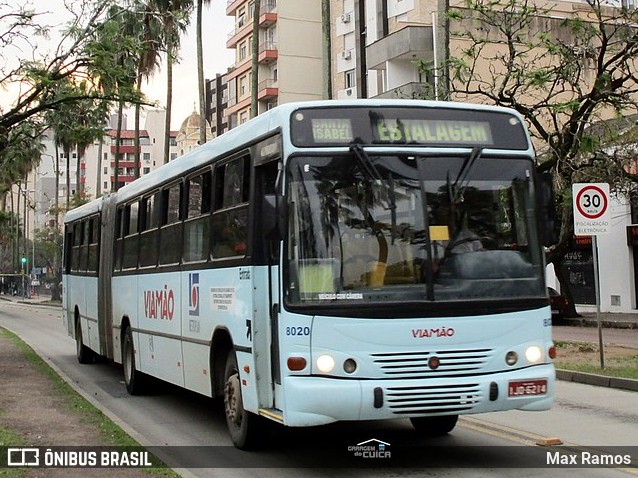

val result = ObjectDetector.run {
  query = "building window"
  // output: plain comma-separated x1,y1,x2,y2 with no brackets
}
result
239,76,248,97
239,41,248,61
345,69,356,89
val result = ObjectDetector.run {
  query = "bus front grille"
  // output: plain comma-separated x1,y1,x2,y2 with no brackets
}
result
371,348,494,378
385,383,482,415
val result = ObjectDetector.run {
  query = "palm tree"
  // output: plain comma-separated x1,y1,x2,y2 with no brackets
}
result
89,5,142,191
196,0,212,145
133,1,163,179
151,0,193,164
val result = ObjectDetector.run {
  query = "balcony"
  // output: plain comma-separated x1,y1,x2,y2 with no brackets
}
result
366,26,434,70
226,21,252,49
110,145,137,155
258,79,278,100
226,0,244,15
259,1,277,27
258,41,278,63
371,82,434,100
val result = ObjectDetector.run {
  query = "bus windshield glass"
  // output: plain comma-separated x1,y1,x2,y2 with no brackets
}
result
285,153,545,311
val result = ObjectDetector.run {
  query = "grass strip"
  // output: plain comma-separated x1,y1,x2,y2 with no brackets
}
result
0,327,180,477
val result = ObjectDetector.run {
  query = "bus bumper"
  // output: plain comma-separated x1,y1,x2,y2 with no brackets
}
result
280,364,555,427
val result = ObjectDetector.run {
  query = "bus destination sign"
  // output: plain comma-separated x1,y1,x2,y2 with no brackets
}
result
374,119,493,145
293,106,526,150
311,118,353,143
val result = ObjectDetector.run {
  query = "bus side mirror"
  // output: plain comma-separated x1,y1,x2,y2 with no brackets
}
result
263,194,286,241
537,172,557,247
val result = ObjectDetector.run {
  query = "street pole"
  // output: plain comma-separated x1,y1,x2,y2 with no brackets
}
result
592,235,605,369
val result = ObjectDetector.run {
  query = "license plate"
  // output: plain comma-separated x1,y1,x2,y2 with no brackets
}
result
508,379,548,397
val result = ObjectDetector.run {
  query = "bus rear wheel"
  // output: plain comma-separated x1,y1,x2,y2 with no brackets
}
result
75,319,94,364
123,326,145,395
223,350,263,449
410,415,458,436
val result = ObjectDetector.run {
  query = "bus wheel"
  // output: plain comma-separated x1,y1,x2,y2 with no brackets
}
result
410,415,458,436
75,319,94,364
123,326,144,395
223,351,263,449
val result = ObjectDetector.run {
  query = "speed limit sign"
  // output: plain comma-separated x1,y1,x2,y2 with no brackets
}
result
572,183,610,235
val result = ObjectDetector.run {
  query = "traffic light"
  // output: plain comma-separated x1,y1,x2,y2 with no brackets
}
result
20,257,27,265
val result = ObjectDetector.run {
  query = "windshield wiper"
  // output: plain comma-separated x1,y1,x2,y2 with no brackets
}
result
449,146,483,204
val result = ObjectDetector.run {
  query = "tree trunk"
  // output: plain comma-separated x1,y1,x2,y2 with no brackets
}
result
65,147,71,208
197,0,207,145
164,47,173,165
250,0,261,118
114,99,124,191
54,144,60,229
134,76,142,180
321,0,332,99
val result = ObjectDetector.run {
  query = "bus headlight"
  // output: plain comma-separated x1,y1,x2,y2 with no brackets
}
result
525,346,542,363
316,354,335,373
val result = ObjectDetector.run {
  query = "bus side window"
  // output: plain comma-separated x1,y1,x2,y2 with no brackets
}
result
71,222,82,272
212,156,249,259
87,217,99,274
159,182,183,266
80,219,90,273
139,192,160,268
114,208,124,272
184,170,211,263
122,201,140,270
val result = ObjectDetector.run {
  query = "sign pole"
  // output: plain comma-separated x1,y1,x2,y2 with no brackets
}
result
591,235,604,369
572,182,610,370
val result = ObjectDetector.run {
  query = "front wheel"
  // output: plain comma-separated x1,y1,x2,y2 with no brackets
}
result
410,415,458,436
123,326,145,395
223,350,264,449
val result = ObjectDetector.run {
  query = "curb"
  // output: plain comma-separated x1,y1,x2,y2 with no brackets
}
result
559,318,638,329
556,369,638,392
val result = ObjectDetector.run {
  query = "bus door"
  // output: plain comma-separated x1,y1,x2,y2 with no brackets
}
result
252,149,282,411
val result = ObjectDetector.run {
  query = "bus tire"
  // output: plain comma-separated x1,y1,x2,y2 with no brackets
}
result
410,415,458,436
123,326,145,395
223,350,263,449
75,319,94,364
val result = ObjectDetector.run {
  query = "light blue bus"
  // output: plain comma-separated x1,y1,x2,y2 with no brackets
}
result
63,99,556,449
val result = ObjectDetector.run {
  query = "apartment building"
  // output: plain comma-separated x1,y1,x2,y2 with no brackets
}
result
225,0,325,128
205,74,230,138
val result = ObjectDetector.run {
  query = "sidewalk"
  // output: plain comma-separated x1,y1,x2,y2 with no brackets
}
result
0,291,61,307
562,311,638,329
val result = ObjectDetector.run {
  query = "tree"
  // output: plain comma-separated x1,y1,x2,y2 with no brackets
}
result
89,4,145,192
421,0,638,315
133,0,163,179
44,80,106,207
196,0,212,144
0,1,127,163
150,0,193,164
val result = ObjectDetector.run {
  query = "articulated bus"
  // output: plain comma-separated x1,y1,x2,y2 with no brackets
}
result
63,100,556,448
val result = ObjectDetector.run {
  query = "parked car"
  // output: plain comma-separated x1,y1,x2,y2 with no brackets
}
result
548,287,569,323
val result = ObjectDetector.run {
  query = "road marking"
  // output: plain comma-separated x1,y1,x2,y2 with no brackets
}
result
459,416,551,446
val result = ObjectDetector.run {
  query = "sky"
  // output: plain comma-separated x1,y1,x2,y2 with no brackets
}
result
0,0,235,130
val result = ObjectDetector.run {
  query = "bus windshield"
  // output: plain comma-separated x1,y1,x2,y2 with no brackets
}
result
285,152,545,312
